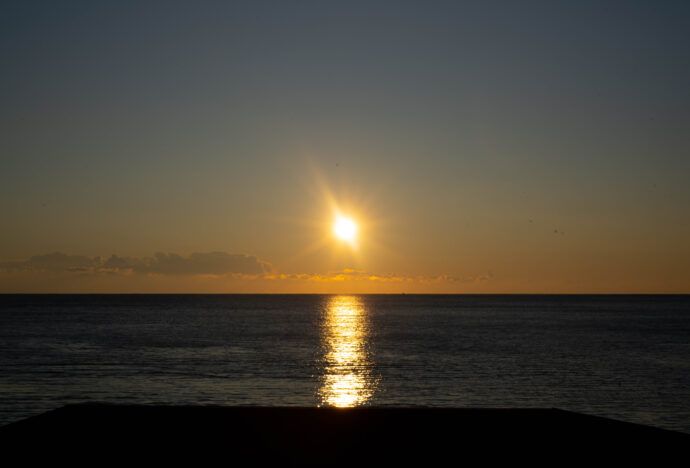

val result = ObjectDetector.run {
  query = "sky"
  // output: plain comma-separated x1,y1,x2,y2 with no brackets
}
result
1,1,689,293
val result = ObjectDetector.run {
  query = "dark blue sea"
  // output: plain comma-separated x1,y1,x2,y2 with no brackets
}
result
1,294,689,433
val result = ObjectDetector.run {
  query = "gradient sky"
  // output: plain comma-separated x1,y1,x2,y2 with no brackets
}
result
1,1,689,293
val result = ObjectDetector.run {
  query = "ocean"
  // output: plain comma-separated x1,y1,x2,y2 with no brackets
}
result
1,294,688,433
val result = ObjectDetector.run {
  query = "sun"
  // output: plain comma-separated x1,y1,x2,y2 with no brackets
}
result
334,216,357,243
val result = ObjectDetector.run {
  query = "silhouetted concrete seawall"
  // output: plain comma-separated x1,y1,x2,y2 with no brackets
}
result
2,405,688,463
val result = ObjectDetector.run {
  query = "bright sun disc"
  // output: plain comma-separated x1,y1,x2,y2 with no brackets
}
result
334,217,357,242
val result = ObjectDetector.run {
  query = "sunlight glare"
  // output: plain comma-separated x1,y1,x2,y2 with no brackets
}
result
334,217,357,242
318,296,378,407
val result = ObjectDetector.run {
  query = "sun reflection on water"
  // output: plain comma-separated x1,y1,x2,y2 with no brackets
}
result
318,295,378,407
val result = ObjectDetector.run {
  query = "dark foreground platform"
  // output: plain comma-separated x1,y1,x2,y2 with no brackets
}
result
2,405,688,464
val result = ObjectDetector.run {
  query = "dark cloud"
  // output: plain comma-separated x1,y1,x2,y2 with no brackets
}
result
102,254,133,270
1,251,271,276
1,253,490,291
133,252,270,276
1,252,95,272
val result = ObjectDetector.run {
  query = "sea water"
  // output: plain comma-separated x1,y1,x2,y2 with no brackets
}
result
1,294,688,433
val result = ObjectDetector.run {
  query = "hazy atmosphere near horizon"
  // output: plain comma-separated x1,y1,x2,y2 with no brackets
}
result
2,1,689,293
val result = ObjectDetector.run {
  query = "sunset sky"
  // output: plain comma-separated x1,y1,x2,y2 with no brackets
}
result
1,1,689,293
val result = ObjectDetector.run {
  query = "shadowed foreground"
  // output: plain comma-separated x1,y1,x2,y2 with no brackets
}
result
2,405,688,463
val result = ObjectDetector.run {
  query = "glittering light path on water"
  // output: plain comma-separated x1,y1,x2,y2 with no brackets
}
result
317,296,378,407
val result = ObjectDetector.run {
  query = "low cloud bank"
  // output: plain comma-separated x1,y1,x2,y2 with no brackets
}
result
265,269,494,284
1,251,272,276
0,252,493,292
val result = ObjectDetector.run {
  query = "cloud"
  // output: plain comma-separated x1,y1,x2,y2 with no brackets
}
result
0,252,493,293
1,251,272,276
132,252,270,276
102,254,133,270
264,269,493,285
1,252,96,272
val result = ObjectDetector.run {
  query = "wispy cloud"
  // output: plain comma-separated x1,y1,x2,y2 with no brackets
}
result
264,269,493,285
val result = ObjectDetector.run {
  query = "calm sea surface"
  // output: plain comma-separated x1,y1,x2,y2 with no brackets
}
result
1,294,689,432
